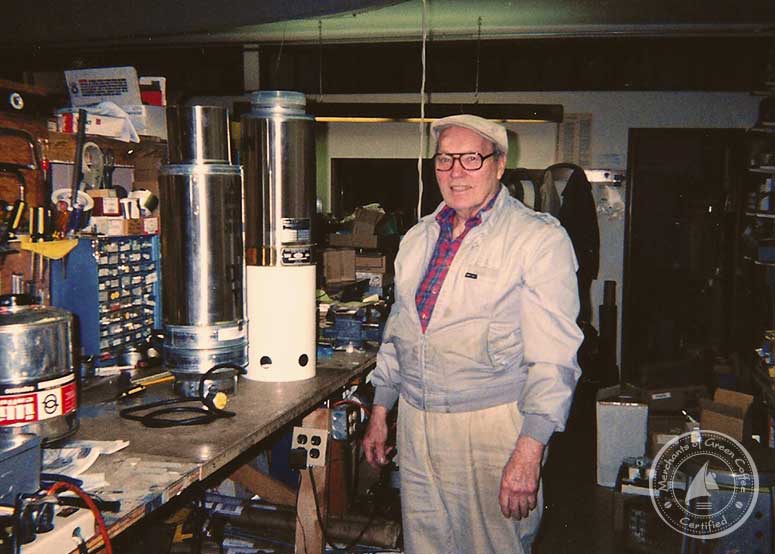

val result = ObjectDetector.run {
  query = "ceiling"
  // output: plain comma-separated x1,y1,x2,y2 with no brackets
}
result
0,0,399,47
4,0,774,98
5,0,775,47
201,0,775,45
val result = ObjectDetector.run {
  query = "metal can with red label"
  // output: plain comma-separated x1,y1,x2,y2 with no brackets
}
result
0,295,78,443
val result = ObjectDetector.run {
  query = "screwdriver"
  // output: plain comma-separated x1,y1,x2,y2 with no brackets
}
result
113,383,147,402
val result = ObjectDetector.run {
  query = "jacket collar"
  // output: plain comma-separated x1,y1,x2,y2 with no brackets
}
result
422,184,508,234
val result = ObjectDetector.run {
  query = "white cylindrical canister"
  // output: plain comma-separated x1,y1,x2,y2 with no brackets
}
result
245,264,316,382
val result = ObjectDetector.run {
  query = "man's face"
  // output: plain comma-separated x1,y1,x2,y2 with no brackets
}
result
435,126,506,220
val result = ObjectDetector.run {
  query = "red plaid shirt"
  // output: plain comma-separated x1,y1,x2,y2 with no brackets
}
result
415,195,497,333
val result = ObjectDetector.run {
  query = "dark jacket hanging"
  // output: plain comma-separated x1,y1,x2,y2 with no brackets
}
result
549,163,600,323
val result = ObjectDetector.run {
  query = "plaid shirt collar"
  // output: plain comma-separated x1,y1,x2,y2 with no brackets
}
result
435,190,499,239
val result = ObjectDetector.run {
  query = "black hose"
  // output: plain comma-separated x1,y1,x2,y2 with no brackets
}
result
119,364,243,428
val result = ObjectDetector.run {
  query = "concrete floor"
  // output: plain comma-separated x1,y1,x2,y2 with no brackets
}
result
533,378,619,554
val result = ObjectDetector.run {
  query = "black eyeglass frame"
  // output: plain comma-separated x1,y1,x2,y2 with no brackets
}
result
432,151,498,171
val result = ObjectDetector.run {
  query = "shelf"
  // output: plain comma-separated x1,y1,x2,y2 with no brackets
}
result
749,166,775,174
47,132,166,165
746,211,775,219
744,256,775,267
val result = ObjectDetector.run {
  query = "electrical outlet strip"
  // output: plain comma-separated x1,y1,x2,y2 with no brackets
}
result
22,506,96,554
292,426,329,467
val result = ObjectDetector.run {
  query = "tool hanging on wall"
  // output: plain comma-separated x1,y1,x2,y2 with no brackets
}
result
0,128,41,258
29,206,51,243
66,109,88,236
102,149,115,190
80,141,104,190
0,166,25,245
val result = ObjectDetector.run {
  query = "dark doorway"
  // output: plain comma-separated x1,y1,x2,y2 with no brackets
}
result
330,158,438,220
330,158,545,220
622,128,746,384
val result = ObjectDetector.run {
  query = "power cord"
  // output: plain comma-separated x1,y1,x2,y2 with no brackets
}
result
119,364,243,428
46,481,112,554
307,468,380,552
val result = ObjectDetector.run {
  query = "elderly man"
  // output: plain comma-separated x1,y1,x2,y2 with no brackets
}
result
362,115,583,553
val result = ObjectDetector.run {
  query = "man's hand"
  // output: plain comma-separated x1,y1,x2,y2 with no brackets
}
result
362,405,393,469
499,435,544,519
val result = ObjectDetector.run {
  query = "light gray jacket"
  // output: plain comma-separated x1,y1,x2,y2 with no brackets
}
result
371,186,583,444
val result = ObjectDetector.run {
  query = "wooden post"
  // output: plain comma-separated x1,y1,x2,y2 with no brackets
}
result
295,408,331,554
229,465,297,507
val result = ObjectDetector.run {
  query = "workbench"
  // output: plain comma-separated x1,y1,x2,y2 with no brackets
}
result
63,350,376,553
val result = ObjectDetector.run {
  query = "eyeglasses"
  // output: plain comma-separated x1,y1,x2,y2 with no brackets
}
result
433,152,497,172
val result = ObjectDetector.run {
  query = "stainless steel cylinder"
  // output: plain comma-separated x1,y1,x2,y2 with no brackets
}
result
160,165,245,327
160,106,247,393
241,90,315,267
0,300,78,443
159,164,247,382
166,105,232,164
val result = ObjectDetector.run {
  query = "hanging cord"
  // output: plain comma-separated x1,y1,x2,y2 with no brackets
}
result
46,481,112,554
474,16,482,104
273,24,287,85
318,20,324,101
416,0,428,221
119,364,242,428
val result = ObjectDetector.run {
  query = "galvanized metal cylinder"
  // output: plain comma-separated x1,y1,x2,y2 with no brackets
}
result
159,106,247,393
241,91,315,267
0,300,78,443
166,105,232,165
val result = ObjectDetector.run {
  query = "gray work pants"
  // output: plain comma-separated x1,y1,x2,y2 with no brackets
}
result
397,400,543,554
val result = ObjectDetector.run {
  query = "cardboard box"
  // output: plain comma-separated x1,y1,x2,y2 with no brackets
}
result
323,249,356,283
56,111,126,139
90,196,121,217
87,189,117,198
700,388,753,442
648,415,694,457
139,76,167,106
327,207,384,249
89,217,144,236
142,217,159,235
353,207,383,228
328,233,352,247
352,220,376,237
123,219,144,235
596,385,648,487
327,232,379,250
643,385,708,413
351,229,379,249
355,253,387,272
89,216,121,236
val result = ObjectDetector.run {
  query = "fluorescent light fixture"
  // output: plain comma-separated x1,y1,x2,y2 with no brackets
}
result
308,102,563,123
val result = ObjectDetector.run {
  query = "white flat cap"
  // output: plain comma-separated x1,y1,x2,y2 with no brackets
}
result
431,114,508,156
